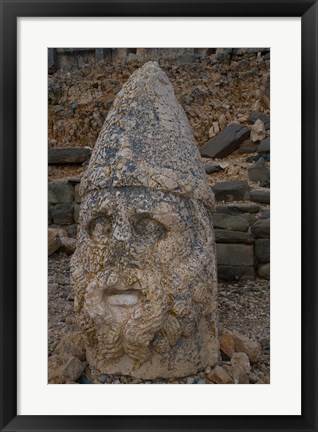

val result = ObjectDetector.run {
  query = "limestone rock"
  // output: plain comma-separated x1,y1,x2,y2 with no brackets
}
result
207,365,234,384
250,119,266,143
48,228,61,256
232,331,261,364
72,62,219,379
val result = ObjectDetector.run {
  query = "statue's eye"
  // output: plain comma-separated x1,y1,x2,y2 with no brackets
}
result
132,215,166,240
88,216,112,239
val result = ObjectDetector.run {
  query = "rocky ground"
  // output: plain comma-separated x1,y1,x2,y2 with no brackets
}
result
48,253,269,384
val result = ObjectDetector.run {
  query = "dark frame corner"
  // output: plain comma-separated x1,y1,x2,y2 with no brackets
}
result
1,1,317,431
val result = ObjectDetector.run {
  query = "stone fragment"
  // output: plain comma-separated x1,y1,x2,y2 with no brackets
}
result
238,141,257,153
72,62,218,379
67,224,78,238
213,213,249,232
59,356,85,381
214,229,254,244
48,147,92,164
216,244,254,267
258,263,270,280
250,119,266,143
232,331,261,364
217,265,255,281
248,111,270,130
223,364,249,384
212,181,250,202
205,164,222,174
48,181,74,204
231,352,251,374
251,219,270,239
48,228,61,256
255,239,270,262
248,166,270,184
52,204,74,225
257,137,270,153
60,237,77,255
200,124,250,159
250,190,270,204
207,365,234,384
219,330,235,358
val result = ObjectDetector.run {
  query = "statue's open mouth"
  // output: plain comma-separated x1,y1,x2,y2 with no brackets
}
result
105,289,140,307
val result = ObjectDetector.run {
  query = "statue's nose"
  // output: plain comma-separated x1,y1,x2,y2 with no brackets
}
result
112,216,131,242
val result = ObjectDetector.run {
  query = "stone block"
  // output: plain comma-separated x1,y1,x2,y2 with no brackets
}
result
213,213,249,232
212,181,250,202
232,332,261,364
255,239,270,262
216,244,254,266
207,366,234,384
248,111,270,130
214,229,254,244
258,263,270,280
48,181,74,204
200,124,250,159
251,219,270,239
238,141,257,154
257,137,270,153
48,147,92,164
248,166,270,184
217,265,255,281
52,204,74,225
250,190,270,204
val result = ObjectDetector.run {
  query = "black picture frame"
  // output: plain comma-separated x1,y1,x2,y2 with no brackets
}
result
1,0,317,431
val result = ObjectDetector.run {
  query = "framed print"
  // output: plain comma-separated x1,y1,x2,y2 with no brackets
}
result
0,0,317,431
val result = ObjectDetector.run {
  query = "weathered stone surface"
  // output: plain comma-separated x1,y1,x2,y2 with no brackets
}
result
250,119,266,143
205,164,222,174
48,181,74,204
248,111,270,130
255,239,270,262
212,181,250,202
216,244,254,267
214,229,254,244
238,141,257,153
60,237,77,255
207,365,234,384
251,219,270,239
52,204,74,225
257,137,270,153
248,166,270,184
250,190,270,204
258,263,270,280
74,184,81,203
59,356,85,381
228,203,261,214
72,62,219,379
217,265,255,281
48,228,61,256
200,124,250,159
231,352,251,374
48,147,92,164
223,364,249,384
73,203,80,223
219,330,235,358
232,332,261,364
213,213,249,232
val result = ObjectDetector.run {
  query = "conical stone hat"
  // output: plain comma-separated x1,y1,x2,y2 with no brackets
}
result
80,61,215,211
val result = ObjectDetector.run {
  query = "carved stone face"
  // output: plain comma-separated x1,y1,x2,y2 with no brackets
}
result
72,187,218,378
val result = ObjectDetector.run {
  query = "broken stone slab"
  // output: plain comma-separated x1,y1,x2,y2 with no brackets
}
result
251,218,270,239
213,213,249,232
48,147,92,164
248,166,270,184
214,229,254,244
258,263,270,280
207,365,234,384
51,203,74,225
248,111,270,130
216,244,254,267
48,228,61,256
238,141,258,154
257,137,270,153
48,181,74,204
217,265,255,281
212,180,250,202
255,239,270,262
250,190,270,204
232,332,261,364
200,124,250,159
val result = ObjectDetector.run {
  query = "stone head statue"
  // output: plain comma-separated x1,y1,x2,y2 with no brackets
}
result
72,62,219,379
